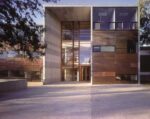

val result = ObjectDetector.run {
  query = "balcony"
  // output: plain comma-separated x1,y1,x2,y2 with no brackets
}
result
93,22,138,30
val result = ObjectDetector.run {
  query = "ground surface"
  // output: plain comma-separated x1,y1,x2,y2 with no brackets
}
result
0,82,150,119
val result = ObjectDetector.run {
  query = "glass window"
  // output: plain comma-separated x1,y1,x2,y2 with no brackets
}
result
93,45,115,52
93,7,115,30
116,7,137,22
11,70,25,77
127,40,137,53
94,23,100,30
101,46,115,52
116,22,123,30
79,22,90,41
93,7,114,22
80,42,91,64
116,7,137,30
141,55,150,72
93,46,101,52
93,7,137,30
0,70,8,78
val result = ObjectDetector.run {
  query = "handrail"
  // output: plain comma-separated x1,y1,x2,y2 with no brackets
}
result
93,21,138,30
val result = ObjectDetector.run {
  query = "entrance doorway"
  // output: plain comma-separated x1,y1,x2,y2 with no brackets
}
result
61,21,91,82
80,65,91,82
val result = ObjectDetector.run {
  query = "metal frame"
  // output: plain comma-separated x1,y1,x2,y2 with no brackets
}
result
61,21,91,82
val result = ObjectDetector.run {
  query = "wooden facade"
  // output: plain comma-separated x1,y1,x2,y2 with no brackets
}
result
92,30,138,84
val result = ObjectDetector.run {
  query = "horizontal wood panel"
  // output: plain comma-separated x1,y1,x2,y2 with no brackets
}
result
93,77,133,84
93,53,115,57
92,30,138,84
93,59,115,64
93,77,117,84
116,49,127,53
0,58,42,71
93,64,115,72
94,72,116,77
93,39,115,45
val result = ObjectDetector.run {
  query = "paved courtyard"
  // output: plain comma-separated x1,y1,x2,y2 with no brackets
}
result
0,82,150,119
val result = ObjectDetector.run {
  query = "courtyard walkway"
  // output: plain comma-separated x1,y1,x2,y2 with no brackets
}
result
0,82,150,119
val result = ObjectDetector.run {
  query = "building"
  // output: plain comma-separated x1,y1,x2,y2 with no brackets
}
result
0,25,43,81
43,5,139,84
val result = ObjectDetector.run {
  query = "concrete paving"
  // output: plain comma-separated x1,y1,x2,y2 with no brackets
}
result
0,82,150,119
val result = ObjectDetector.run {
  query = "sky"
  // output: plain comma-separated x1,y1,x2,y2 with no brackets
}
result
35,0,138,24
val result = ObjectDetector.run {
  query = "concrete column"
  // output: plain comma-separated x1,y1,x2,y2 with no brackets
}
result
8,71,11,78
112,8,116,30
77,70,79,82
44,9,61,84
24,72,28,79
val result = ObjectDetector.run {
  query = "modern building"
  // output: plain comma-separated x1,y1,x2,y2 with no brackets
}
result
44,5,139,84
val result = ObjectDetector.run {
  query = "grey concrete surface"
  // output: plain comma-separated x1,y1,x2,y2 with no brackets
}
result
44,8,61,84
0,83,150,119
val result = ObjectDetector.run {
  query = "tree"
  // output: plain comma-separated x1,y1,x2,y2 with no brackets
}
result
0,0,59,59
140,0,150,46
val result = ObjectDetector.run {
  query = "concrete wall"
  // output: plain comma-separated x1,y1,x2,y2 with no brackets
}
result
0,79,27,92
44,9,61,84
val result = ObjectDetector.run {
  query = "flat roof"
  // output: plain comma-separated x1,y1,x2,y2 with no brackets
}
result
44,4,138,8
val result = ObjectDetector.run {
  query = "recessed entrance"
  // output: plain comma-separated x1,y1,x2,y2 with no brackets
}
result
45,7,91,84
61,21,91,82
80,65,91,82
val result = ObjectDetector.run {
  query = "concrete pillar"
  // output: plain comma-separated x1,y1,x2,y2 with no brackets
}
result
8,71,11,78
24,72,28,79
77,70,79,82
44,9,61,84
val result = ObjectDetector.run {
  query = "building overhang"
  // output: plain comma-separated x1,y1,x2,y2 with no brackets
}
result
45,6,91,21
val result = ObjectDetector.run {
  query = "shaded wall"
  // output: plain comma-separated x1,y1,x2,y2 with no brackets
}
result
44,9,61,84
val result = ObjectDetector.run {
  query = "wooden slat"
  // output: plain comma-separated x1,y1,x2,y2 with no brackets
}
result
92,30,138,84
94,72,116,77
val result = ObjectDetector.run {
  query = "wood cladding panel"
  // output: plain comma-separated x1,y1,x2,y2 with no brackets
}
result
93,77,133,84
115,54,137,74
93,53,115,72
93,31,116,45
0,58,42,71
94,72,116,77
93,77,117,84
115,31,138,39
93,54,137,73
92,30,138,84
116,40,127,49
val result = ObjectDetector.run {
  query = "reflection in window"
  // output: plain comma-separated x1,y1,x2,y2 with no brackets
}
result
80,22,90,41
127,40,136,53
141,55,150,72
62,30,73,40
93,7,137,30
94,23,100,30
116,22,123,30
93,45,101,52
80,42,91,64
0,70,8,78
101,46,115,52
93,7,114,22
93,45,115,52
116,7,137,23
